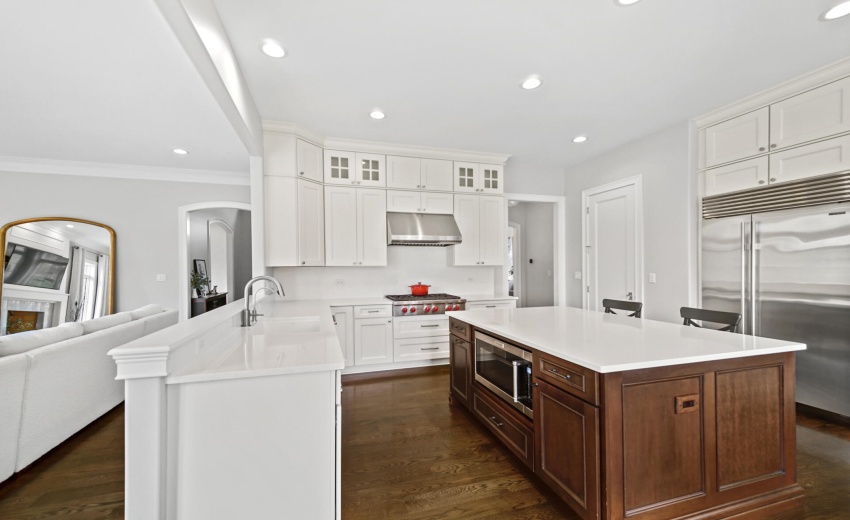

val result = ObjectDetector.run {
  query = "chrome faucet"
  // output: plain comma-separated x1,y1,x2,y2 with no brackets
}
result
242,275,285,327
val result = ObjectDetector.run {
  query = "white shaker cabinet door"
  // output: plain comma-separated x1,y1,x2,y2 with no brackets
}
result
331,306,354,367
354,317,393,365
420,159,454,191
386,156,421,190
264,176,298,266
356,188,387,266
704,157,769,196
770,77,850,151
386,190,422,212
479,164,504,194
478,195,505,265
296,139,323,183
324,150,357,185
768,134,850,185
450,194,481,265
296,179,325,266
324,186,358,266
704,107,769,168
421,192,454,214
356,153,386,187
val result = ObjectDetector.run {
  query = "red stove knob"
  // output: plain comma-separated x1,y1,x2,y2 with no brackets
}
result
410,307,416,313
401,307,408,314
445,305,452,312
453,304,460,311
431,306,438,312
424,306,431,313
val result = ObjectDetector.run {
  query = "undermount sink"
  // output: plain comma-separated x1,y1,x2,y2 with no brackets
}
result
258,315,322,333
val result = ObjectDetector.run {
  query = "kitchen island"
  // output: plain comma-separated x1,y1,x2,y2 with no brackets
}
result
447,306,806,520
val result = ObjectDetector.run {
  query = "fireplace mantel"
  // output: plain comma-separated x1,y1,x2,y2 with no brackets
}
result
1,285,69,335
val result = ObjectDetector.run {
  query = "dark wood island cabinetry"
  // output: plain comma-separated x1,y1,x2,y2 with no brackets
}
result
449,311,805,520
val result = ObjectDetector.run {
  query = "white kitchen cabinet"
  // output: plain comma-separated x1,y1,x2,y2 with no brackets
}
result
355,153,386,187
704,107,769,168
324,186,386,266
454,162,504,194
323,150,357,185
264,176,325,266
466,299,516,310
704,157,769,197
354,317,393,365
394,337,449,363
770,77,850,151
420,159,454,191
331,306,354,367
386,190,453,214
296,139,323,182
393,315,448,340
768,134,850,185
449,194,504,266
386,156,422,189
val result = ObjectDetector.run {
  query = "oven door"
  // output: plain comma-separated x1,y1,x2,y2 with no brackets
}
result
473,332,533,418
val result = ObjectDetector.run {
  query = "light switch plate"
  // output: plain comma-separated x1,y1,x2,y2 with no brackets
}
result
156,274,167,282
649,273,657,284
574,271,582,280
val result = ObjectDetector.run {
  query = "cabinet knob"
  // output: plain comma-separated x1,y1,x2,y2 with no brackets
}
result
301,261,306,265
770,178,776,182
758,180,765,184
759,147,765,152
771,144,777,149
299,171,304,175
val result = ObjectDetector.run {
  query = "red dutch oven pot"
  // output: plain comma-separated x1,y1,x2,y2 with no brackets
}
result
409,282,430,296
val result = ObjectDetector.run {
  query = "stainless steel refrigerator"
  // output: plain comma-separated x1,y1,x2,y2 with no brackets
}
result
701,202,850,418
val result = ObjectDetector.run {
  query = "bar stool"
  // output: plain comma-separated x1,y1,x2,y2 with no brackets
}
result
602,299,643,318
680,307,742,332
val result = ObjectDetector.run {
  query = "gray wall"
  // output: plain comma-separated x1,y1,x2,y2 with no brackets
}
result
508,202,555,308
188,207,252,302
0,171,250,312
562,121,697,323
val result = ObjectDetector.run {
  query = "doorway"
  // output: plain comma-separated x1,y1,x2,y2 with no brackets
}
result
582,176,644,312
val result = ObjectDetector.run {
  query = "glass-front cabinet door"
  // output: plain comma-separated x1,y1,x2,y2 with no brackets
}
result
480,164,504,194
324,150,356,185
356,153,386,187
454,162,478,193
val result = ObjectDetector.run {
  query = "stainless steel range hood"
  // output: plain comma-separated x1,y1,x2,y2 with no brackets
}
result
386,212,462,246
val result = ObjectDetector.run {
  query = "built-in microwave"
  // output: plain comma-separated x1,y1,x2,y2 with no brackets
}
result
473,331,533,419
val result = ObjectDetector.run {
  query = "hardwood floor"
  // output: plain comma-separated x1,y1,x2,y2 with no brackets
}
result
1,367,848,519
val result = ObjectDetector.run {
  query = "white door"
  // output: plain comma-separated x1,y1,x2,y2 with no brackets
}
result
296,179,324,266
386,156,421,189
354,317,393,365
585,181,641,312
420,159,454,191
770,77,850,150
704,107,769,167
450,194,480,265
324,186,358,266
704,157,769,196
386,190,421,212
478,195,504,265
356,188,387,266
420,192,453,214
296,139,323,183
355,153,386,187
769,134,850,185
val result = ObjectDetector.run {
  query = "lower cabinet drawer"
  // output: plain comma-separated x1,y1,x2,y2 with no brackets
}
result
536,351,599,405
393,337,449,362
472,387,534,469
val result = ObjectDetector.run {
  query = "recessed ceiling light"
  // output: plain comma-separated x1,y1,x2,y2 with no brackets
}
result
572,136,588,143
66,224,74,228
370,110,386,120
521,76,542,90
615,0,642,5
173,148,189,155
823,1,850,20
260,39,286,58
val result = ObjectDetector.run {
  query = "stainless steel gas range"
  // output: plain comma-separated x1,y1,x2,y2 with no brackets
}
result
384,294,466,363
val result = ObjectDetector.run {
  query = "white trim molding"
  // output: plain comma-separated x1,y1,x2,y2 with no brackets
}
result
504,193,567,306
580,175,645,311
0,156,249,186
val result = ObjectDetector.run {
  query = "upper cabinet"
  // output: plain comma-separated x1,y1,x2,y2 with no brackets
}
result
769,134,850,185
296,139,323,182
704,108,769,168
449,194,505,266
325,150,386,187
324,186,387,267
264,177,325,267
421,159,455,191
769,77,850,151
264,134,324,180
386,190,453,214
454,163,504,194
386,156,454,191
704,157,768,197
356,153,386,187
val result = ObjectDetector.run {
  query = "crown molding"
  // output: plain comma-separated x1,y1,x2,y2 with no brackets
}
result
0,156,250,186
695,56,850,129
262,120,511,165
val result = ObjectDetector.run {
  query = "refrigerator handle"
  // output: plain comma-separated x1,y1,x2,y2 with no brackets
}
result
749,220,757,336
740,221,747,335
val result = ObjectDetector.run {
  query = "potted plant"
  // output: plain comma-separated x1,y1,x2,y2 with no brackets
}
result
190,271,211,298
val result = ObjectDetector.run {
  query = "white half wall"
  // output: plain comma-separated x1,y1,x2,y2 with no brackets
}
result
0,171,250,312
563,121,698,324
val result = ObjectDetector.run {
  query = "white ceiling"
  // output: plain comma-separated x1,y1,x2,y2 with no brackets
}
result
0,0,249,174
1,1,848,177
213,0,850,169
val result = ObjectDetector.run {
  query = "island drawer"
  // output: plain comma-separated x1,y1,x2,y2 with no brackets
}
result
449,317,472,342
535,352,599,406
472,386,534,469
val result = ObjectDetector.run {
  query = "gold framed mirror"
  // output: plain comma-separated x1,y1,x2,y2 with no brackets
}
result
1,218,115,335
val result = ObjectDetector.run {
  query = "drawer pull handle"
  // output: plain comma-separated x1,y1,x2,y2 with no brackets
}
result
421,347,440,351
549,368,572,380
421,324,440,328
486,305,497,308
367,310,381,313
488,416,504,428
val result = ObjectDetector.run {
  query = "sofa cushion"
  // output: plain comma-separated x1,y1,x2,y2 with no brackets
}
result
81,312,132,335
0,324,83,357
130,304,163,320
139,309,178,336
57,322,84,337
0,354,29,482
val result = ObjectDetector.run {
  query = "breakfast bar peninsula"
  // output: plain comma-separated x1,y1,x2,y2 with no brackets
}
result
447,306,806,520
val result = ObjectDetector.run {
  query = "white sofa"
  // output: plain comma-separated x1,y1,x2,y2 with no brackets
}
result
0,304,178,482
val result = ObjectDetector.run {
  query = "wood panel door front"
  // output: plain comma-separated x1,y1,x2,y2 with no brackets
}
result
534,380,599,520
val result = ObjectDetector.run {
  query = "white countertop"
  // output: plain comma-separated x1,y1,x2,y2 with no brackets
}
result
447,306,806,373
459,294,518,301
